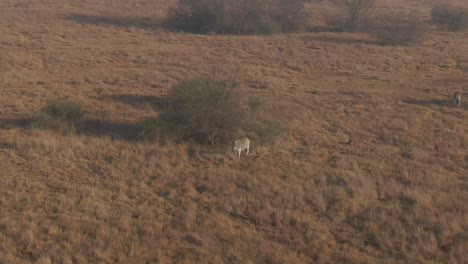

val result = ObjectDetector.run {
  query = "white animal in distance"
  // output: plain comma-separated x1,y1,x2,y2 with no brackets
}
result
233,137,250,158
453,92,462,107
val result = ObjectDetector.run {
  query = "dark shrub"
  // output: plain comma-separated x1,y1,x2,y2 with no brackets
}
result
367,13,429,46
431,4,468,32
32,100,83,132
167,0,226,34
167,0,307,34
148,78,246,145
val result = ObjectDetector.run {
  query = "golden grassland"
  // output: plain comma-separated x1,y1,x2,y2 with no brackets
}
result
0,0,467,263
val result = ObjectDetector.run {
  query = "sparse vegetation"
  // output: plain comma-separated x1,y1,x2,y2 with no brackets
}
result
167,0,307,34
431,4,468,32
367,13,429,46
31,100,83,132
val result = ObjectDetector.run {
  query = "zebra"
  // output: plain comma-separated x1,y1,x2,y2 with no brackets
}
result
233,137,250,158
453,92,462,107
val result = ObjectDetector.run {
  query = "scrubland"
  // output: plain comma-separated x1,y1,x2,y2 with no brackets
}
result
0,0,467,263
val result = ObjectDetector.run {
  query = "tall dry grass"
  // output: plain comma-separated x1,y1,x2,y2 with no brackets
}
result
0,0,467,263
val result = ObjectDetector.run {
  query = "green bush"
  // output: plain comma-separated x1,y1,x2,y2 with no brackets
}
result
431,4,468,32
32,100,83,132
146,78,246,145
367,13,429,46
167,0,307,34
254,120,282,144
138,117,167,142
248,96,262,112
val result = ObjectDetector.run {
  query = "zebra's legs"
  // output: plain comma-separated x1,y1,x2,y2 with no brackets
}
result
454,92,462,107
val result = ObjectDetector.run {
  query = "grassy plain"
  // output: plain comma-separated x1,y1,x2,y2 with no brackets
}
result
0,0,467,263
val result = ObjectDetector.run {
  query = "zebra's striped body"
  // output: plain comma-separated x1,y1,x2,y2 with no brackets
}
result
453,92,462,107
233,137,250,158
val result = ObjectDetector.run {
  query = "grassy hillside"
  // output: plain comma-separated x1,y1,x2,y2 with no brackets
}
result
0,0,467,263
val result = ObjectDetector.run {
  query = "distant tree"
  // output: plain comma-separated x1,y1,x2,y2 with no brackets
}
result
331,0,376,32
167,0,308,34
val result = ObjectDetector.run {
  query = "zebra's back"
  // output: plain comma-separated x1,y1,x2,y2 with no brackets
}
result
233,137,250,157
234,137,250,150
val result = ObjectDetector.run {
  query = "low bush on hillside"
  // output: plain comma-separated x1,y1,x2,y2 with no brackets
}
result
431,4,468,31
167,0,307,34
140,78,284,146
31,100,84,132
141,78,247,145
367,13,429,46
254,119,282,144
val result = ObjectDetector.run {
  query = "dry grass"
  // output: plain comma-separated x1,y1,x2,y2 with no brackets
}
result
0,0,467,263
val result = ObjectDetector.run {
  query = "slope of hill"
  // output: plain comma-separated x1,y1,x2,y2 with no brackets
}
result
0,0,467,263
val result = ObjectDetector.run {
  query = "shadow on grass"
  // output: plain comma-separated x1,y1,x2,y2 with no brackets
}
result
302,35,376,45
0,142,17,150
0,118,32,129
0,117,143,142
65,14,165,30
403,98,468,111
77,119,142,141
102,94,168,110
402,98,450,107
307,25,344,33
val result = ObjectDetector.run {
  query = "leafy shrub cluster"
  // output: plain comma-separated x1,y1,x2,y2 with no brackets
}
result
167,0,307,34
141,78,246,145
32,100,83,132
431,4,468,32
140,78,282,145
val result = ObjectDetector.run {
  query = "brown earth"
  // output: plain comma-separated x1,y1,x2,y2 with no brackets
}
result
0,0,467,263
